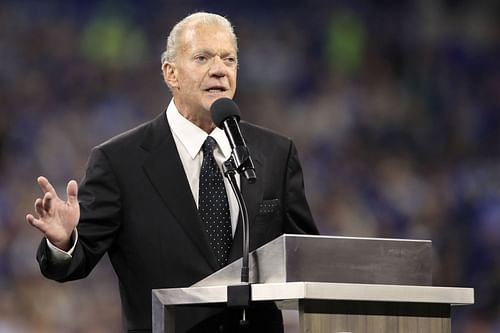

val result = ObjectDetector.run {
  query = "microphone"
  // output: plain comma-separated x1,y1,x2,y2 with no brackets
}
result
210,98,256,184
211,97,254,317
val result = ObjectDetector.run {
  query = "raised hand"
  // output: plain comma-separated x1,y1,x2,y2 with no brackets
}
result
26,176,80,251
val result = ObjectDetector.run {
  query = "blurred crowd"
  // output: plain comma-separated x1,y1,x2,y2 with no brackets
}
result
0,0,499,332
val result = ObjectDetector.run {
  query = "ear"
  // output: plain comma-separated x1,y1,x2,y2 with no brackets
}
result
162,63,179,89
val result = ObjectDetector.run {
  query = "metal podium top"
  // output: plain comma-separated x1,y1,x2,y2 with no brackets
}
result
152,282,474,333
153,282,474,307
194,234,432,287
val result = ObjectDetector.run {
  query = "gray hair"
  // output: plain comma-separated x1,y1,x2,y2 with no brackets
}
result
161,12,237,65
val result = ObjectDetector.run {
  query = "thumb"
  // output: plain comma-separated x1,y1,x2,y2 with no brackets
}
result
66,180,79,206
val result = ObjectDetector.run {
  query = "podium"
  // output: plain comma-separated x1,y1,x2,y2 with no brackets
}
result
152,234,474,332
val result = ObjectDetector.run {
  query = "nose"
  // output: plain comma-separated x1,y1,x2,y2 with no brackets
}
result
208,56,228,78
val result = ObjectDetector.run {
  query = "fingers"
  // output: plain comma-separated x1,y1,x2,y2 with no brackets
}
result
26,214,48,234
29,178,79,237
66,180,78,206
37,176,58,197
34,198,46,218
36,178,78,207
42,192,53,212
34,192,53,217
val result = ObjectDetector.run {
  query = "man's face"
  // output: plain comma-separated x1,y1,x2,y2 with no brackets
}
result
165,23,238,117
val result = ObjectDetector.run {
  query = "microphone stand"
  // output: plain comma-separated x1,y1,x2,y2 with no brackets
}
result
223,156,252,327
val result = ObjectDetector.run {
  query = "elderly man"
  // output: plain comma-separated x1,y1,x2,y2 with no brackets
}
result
27,12,318,332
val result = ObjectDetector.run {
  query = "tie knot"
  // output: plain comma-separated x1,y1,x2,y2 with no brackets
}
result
202,136,217,154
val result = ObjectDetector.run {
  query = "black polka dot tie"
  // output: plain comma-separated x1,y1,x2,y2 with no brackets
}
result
199,136,232,267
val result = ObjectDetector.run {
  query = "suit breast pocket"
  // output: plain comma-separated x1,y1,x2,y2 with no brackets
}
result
251,199,282,249
257,198,280,216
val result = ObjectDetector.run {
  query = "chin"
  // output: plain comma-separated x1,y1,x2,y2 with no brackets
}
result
205,94,232,107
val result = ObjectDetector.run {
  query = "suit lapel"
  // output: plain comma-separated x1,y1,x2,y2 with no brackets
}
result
141,113,219,271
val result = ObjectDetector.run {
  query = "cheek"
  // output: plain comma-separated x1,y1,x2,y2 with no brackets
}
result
182,79,200,96
177,68,197,88
230,71,237,86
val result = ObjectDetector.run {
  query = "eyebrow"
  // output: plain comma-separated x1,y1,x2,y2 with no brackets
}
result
192,48,237,57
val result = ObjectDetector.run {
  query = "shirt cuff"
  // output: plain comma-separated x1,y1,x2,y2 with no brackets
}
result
46,229,78,261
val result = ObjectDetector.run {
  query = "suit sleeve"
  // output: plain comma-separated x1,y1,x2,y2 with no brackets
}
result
283,141,320,235
37,147,121,282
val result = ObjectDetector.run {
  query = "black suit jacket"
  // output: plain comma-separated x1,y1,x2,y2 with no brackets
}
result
37,112,319,332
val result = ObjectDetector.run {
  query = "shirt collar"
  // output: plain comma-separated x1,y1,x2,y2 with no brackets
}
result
166,99,232,159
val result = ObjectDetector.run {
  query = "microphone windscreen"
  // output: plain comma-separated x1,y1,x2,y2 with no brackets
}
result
210,97,241,129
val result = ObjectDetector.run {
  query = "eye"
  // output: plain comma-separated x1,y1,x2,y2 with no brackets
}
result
224,56,237,66
194,54,209,63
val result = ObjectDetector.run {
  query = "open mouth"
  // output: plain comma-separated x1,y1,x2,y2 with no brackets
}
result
204,86,227,93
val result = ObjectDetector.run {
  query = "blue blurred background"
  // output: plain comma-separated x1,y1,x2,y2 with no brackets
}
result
0,0,499,332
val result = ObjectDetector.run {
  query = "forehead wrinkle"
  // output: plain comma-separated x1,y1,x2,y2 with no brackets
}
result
180,23,237,55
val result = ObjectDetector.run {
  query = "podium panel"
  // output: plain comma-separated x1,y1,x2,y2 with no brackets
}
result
195,234,432,287
298,300,451,333
301,313,450,333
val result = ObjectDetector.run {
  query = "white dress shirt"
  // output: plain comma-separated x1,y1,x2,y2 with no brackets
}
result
166,99,240,235
47,99,240,259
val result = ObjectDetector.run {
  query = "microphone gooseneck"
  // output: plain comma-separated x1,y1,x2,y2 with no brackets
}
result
210,98,254,285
